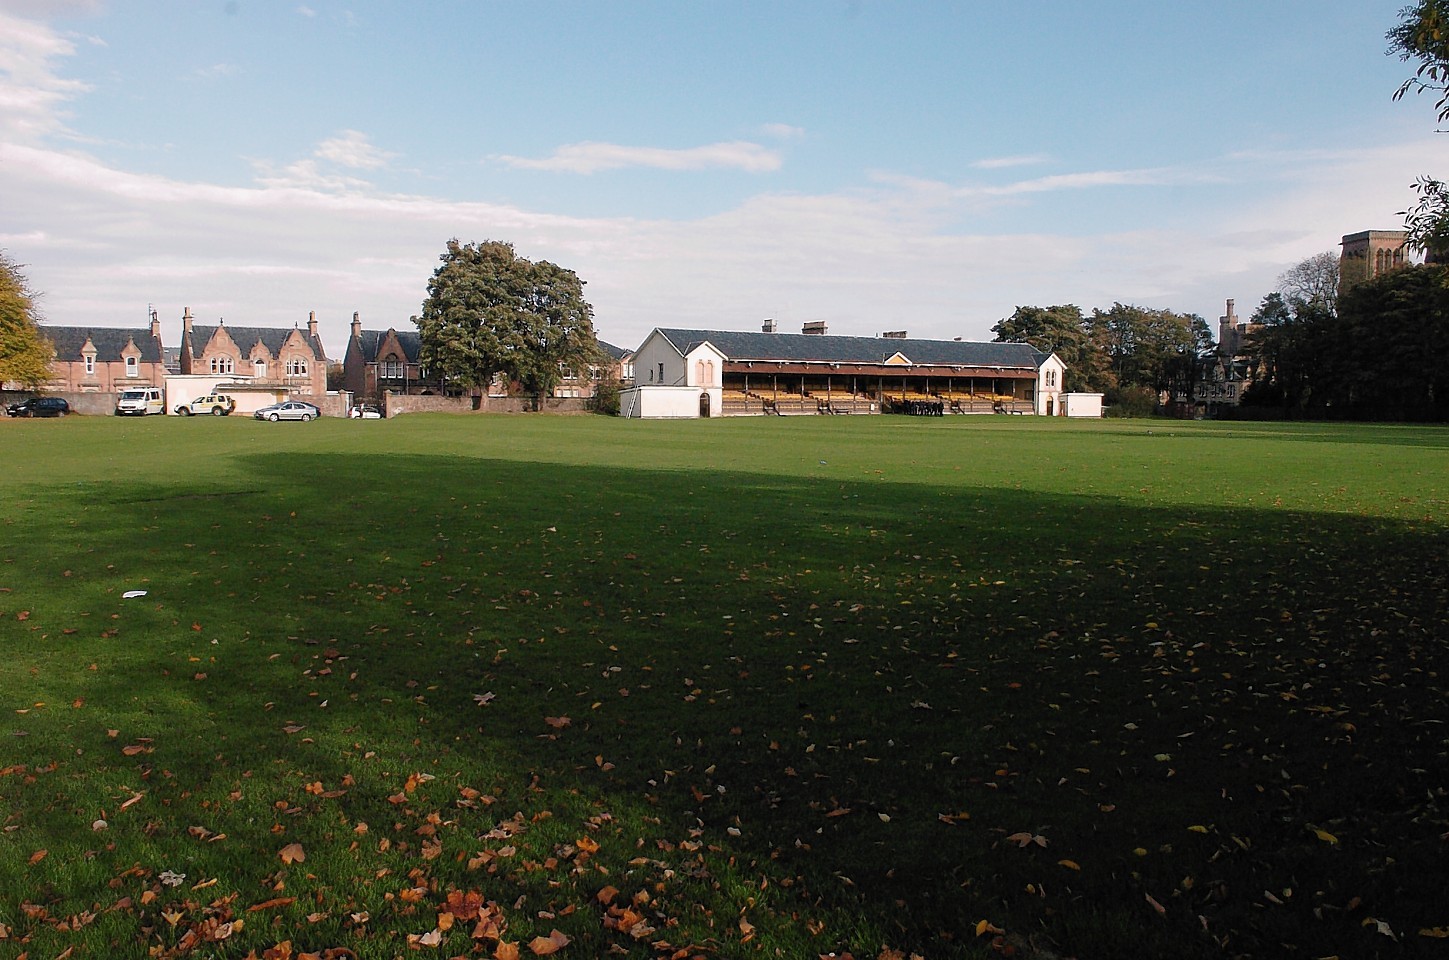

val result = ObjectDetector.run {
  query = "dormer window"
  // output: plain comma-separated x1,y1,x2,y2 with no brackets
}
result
125,356,139,377
84,354,96,376
286,358,308,376
254,359,266,378
211,356,234,375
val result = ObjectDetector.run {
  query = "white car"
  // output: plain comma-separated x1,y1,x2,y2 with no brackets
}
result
349,404,382,419
253,400,320,422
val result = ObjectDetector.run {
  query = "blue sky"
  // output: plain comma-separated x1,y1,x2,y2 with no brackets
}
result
0,0,1440,353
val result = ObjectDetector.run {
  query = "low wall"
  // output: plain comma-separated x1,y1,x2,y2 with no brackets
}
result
383,394,592,417
2,390,120,416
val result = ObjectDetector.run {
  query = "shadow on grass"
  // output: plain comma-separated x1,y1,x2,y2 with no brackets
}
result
1,450,1446,959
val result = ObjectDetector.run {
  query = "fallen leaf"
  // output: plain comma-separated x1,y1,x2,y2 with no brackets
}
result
278,842,305,864
527,930,569,955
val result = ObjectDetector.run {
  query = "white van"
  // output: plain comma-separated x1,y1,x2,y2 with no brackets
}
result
115,387,165,416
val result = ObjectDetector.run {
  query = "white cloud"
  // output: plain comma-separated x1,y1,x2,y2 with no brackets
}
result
494,140,783,174
0,11,91,143
314,129,396,170
296,5,318,17
192,62,239,80
761,122,805,140
972,154,1050,170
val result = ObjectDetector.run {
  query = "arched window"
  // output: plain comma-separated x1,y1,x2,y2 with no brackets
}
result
286,358,308,376
211,356,234,375
125,356,138,378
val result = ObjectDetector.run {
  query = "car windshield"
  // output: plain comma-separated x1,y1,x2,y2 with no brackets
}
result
121,391,145,399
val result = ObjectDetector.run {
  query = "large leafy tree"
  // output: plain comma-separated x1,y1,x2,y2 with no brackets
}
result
0,252,53,389
1241,292,1322,412
417,239,602,400
1329,264,1449,420
992,304,1113,392
1087,303,1204,397
1390,2,1449,253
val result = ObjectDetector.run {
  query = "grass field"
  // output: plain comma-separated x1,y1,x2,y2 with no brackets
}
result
1,413,1446,960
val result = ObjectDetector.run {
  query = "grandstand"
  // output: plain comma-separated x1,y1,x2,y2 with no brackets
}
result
621,324,1066,419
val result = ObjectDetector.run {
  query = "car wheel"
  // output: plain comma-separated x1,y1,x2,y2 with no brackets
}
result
269,413,280,422
211,407,224,416
300,413,312,422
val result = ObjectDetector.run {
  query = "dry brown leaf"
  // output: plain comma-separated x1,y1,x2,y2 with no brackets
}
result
278,842,305,864
527,929,569,954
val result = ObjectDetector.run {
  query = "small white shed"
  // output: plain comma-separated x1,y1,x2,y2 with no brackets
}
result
1060,392,1104,418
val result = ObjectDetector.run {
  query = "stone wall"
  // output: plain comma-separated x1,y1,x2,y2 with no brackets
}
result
382,393,593,417
2,390,121,416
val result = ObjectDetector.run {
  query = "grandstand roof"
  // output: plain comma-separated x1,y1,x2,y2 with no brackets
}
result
652,328,1050,369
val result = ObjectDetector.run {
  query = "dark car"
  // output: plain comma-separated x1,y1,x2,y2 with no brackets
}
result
6,397,71,418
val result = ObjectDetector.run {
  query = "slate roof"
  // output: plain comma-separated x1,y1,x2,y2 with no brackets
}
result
598,340,631,360
42,326,163,362
653,328,1050,369
354,329,423,363
189,324,326,360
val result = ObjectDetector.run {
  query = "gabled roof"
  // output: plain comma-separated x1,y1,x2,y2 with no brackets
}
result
354,328,423,363
42,326,162,363
598,340,632,360
652,328,1050,369
189,324,326,361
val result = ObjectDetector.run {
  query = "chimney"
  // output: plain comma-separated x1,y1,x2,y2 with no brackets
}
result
182,306,193,336
149,305,161,342
351,311,362,339
881,330,907,339
308,310,319,340
801,320,828,336
762,319,777,333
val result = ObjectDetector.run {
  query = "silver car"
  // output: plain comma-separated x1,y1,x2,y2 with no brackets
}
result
253,400,321,422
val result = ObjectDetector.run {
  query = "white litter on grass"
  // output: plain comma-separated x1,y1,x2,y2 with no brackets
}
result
121,590,147,599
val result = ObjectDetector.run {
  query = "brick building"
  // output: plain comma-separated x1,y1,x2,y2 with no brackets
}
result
41,312,167,392
178,307,328,397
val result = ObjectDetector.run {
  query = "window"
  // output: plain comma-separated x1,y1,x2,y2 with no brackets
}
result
1045,370,1056,388
84,354,95,376
380,359,404,378
658,362,665,383
286,358,308,376
210,356,234,375
125,356,139,377
254,359,267,378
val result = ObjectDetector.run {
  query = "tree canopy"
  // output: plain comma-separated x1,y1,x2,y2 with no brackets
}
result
0,252,53,390
1390,2,1449,253
416,240,602,400
1242,265,1449,421
994,301,1210,412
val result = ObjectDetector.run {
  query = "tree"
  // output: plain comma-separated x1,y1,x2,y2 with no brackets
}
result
0,252,53,389
416,240,602,403
1389,0,1449,124
992,304,1113,392
1330,263,1449,420
1087,303,1202,400
1390,3,1449,253
1277,251,1341,314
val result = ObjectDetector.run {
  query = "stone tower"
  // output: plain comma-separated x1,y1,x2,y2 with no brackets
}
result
1339,230,1408,296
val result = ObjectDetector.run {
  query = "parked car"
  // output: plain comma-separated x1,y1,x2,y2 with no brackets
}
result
349,403,382,419
253,400,320,422
115,387,165,416
6,397,71,418
175,393,236,417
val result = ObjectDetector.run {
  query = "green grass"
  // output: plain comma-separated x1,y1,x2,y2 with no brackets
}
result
1,413,1446,959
